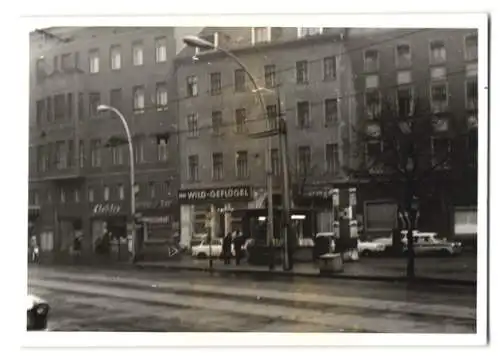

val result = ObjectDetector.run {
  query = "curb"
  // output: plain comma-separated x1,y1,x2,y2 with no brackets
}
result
135,263,477,287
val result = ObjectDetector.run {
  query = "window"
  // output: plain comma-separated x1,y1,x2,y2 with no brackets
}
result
365,140,383,173
110,88,122,115
271,148,280,176
297,101,310,128
46,143,54,171
235,108,247,133
89,92,101,117
67,139,74,167
234,69,246,92
61,53,72,71
157,138,168,162
155,37,167,63
132,41,144,66
188,155,199,182
134,137,145,163
297,146,311,176
89,50,99,73
53,56,59,73
365,89,381,119
54,94,65,122
118,184,125,200
156,82,168,110
187,113,199,137
325,143,339,175
364,49,379,72
46,97,53,122
210,72,221,95
212,111,222,136
160,181,171,196
36,100,45,124
296,61,308,84
110,45,121,70
212,152,224,181
88,187,94,202
396,44,411,68
55,141,67,169
79,140,85,168
266,104,278,130
78,93,85,121
90,139,101,167
36,58,47,81
195,33,219,54
186,75,198,97
111,146,124,165
431,137,451,168
298,27,322,37
365,201,397,231
60,188,66,203
264,65,276,88
66,93,73,121
252,27,270,44
149,182,156,198
454,208,477,235
324,98,338,126
397,71,412,85
430,40,446,64
323,56,336,80
236,151,249,179
73,189,79,203
104,186,110,201
131,86,144,114
466,78,478,110
397,87,414,117
465,34,478,61
430,83,448,113
38,145,47,172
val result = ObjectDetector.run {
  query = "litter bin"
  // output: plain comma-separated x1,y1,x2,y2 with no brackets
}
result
318,253,344,274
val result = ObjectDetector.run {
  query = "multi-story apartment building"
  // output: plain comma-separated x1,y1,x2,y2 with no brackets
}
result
29,27,201,260
175,27,356,246
339,28,478,241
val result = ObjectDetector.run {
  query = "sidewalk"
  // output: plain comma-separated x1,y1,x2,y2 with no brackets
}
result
136,254,477,286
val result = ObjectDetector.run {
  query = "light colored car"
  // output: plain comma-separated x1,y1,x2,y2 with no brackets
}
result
191,238,235,259
402,231,462,256
357,240,386,256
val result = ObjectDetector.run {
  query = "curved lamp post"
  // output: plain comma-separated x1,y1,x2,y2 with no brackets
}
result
183,35,276,269
97,104,137,263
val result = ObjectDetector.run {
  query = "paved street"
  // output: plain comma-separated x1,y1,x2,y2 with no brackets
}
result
28,266,476,333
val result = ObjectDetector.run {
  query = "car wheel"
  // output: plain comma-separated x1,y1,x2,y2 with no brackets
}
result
197,253,207,259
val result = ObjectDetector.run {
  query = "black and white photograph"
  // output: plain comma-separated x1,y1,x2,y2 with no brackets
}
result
7,7,491,351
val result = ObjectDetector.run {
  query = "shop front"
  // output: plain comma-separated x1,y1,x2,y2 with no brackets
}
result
90,202,128,258
178,186,253,248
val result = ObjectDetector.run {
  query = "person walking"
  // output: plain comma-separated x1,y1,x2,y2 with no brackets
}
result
222,232,232,265
234,230,244,265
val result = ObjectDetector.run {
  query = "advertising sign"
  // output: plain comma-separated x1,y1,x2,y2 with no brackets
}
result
178,186,252,204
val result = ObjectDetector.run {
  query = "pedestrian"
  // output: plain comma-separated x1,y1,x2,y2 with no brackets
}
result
222,232,232,265
234,230,245,265
30,236,39,263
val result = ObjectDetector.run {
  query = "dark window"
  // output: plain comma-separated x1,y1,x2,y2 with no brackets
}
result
212,111,223,135
297,101,310,128
79,140,85,168
431,83,448,112
325,143,339,174
234,69,246,92
296,61,308,84
89,92,101,117
90,139,101,168
397,87,413,117
466,79,478,110
54,94,65,122
323,57,336,80
212,152,224,181
364,50,379,72
187,114,199,137
55,141,67,169
235,108,247,133
156,82,168,110
61,53,72,71
365,89,381,119
396,44,411,68
133,86,145,113
430,40,446,64
66,93,73,121
431,137,451,169
236,151,249,179
110,89,122,116
297,146,311,176
324,98,338,126
465,34,478,61
36,100,45,125
271,148,280,176
78,93,85,121
264,65,276,88
210,72,221,95
186,76,198,97
266,104,278,130
46,97,53,122
188,155,199,182
67,139,74,167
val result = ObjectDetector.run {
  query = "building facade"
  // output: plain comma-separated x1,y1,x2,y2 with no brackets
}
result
175,27,357,247
28,27,201,260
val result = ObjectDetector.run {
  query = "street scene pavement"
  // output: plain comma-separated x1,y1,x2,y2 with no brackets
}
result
28,265,476,333
137,252,477,283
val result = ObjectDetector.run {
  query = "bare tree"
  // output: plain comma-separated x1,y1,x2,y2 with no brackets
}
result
346,94,477,279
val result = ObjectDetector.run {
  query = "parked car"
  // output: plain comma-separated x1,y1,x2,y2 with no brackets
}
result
27,295,49,331
357,239,386,256
402,231,462,256
191,238,234,259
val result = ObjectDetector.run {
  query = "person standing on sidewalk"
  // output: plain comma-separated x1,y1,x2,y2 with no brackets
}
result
222,232,232,265
234,230,245,266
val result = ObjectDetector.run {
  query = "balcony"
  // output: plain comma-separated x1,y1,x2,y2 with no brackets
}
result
32,166,85,182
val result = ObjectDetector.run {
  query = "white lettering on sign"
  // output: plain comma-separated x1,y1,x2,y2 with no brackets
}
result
178,186,251,203
93,203,121,215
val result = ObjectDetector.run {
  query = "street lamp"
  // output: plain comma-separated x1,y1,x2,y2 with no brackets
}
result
183,35,276,269
96,104,137,263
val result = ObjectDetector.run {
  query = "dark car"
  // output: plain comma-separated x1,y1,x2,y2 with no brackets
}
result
27,295,50,331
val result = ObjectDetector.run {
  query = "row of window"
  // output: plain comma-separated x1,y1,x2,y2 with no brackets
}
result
35,84,169,124
29,181,172,206
36,37,168,78
185,144,340,182
363,34,478,73
34,137,168,173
